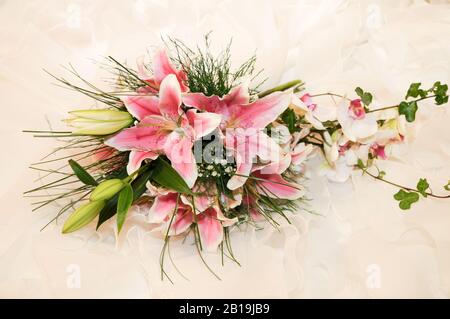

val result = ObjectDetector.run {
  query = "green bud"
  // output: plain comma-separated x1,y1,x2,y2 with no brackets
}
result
90,179,125,201
62,200,105,234
66,109,133,135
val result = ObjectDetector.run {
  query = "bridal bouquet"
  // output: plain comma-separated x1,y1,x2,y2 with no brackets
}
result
26,38,449,279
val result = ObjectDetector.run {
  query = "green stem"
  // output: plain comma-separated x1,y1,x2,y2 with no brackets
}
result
258,79,303,98
367,95,437,114
310,93,351,101
363,168,450,199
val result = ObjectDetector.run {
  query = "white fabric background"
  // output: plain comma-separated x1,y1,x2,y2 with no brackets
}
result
0,0,449,298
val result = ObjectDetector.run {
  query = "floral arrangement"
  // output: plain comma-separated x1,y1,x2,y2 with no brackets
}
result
25,38,450,280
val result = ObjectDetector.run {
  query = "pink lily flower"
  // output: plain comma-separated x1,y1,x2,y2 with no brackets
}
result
148,191,237,251
251,170,304,200
106,74,221,187
136,49,189,93
183,84,291,190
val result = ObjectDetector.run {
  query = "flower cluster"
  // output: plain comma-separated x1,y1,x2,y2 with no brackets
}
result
26,40,449,279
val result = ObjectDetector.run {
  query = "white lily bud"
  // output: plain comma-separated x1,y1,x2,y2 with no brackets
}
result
66,109,133,135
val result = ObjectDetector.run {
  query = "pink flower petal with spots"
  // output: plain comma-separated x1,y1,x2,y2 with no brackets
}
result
127,150,158,174
233,92,290,129
158,74,182,119
148,193,179,223
197,207,224,252
252,170,304,200
163,131,198,188
169,207,194,236
186,109,221,139
122,95,160,120
105,124,167,152
153,49,189,92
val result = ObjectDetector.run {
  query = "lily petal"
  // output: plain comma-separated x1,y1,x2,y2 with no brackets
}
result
252,170,304,200
169,207,193,235
153,49,188,92
105,124,167,152
148,193,179,223
164,131,198,188
197,207,224,252
158,74,182,119
234,92,290,129
127,150,158,174
122,95,160,120
186,109,222,139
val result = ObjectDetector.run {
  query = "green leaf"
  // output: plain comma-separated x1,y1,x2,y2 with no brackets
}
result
68,159,98,186
398,101,418,122
151,157,193,194
405,83,422,99
96,168,153,229
433,81,449,105
444,181,450,191
281,108,298,134
378,171,386,179
393,189,408,200
393,190,420,210
116,184,133,233
355,87,364,98
355,87,373,106
416,178,430,198
357,159,366,170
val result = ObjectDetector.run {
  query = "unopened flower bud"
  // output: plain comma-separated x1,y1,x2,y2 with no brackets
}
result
62,200,106,234
90,179,125,201
66,109,133,135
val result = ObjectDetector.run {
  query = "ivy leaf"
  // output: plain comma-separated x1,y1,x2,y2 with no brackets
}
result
355,87,373,106
116,184,133,233
405,83,422,99
433,82,449,105
68,159,98,186
281,108,298,134
151,157,193,195
398,101,418,122
444,181,450,191
416,178,430,198
393,189,420,210
355,87,364,98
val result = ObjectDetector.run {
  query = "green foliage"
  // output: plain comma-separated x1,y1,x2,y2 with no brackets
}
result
355,87,373,106
68,159,98,186
117,184,133,233
97,168,153,229
416,178,430,198
400,82,449,122
281,108,299,134
432,81,449,105
399,101,418,122
168,36,261,97
151,158,193,195
405,83,427,99
393,189,420,210
444,181,450,191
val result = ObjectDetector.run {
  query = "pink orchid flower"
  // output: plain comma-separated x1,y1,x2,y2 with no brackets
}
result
148,191,237,251
136,49,189,93
291,93,337,130
183,84,291,190
106,74,221,187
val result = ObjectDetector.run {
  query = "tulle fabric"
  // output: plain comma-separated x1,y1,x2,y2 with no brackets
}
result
0,0,449,298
